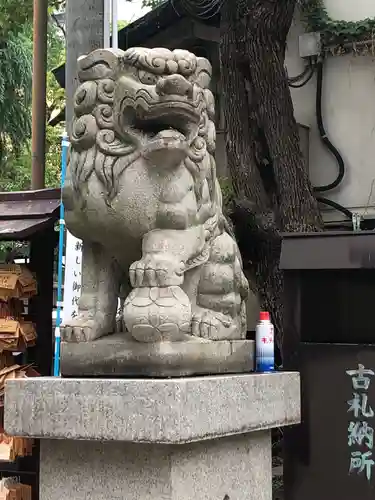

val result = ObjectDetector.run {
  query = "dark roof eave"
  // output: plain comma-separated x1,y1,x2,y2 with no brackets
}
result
0,218,55,241
280,230,375,270
0,188,61,240
52,0,219,90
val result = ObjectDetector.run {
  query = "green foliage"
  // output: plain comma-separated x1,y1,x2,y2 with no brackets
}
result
301,0,375,45
0,152,32,191
142,0,165,7
45,22,65,190
0,0,33,187
117,20,129,31
0,25,33,164
0,16,65,192
218,177,235,210
46,22,65,122
48,0,65,13
0,241,29,263
0,0,33,38
1,120,63,192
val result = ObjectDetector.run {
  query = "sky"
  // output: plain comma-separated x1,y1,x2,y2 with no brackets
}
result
117,0,150,23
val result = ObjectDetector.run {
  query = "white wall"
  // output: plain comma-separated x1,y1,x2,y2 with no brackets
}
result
286,12,375,220
324,0,375,22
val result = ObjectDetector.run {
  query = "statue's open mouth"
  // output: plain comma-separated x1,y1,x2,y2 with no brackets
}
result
134,102,202,140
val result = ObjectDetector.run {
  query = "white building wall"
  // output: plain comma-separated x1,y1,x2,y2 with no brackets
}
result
286,4,375,220
324,0,375,21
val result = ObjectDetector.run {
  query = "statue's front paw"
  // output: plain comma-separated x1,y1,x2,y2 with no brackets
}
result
192,309,233,341
61,319,107,342
129,255,185,287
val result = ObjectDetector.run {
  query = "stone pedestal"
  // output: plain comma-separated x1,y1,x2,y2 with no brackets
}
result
5,373,300,500
60,334,255,377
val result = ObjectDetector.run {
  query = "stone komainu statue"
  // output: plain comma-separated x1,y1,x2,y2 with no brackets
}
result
62,47,249,344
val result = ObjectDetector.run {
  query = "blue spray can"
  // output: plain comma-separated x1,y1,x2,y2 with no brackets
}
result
255,311,274,372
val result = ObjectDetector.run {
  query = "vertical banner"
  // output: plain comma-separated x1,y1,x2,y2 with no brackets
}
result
62,231,83,321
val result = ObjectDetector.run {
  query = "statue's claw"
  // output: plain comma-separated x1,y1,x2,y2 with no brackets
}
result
61,318,108,342
192,309,234,341
129,255,185,287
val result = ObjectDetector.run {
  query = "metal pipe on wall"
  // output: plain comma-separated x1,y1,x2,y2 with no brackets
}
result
31,0,48,190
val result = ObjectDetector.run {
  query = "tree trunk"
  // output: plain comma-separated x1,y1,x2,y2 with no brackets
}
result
220,0,322,351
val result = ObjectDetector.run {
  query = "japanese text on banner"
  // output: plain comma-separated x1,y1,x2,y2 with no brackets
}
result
62,231,82,321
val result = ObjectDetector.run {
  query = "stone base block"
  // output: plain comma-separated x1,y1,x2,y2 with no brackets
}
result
5,373,300,442
40,432,271,500
60,334,255,377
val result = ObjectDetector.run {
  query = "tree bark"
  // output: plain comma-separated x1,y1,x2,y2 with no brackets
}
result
220,0,322,350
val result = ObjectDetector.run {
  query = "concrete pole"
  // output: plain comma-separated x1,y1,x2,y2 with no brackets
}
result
31,0,48,190
104,0,111,48
66,0,106,132
112,0,118,49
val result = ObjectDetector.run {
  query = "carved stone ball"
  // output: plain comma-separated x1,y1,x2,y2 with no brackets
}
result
123,286,192,342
